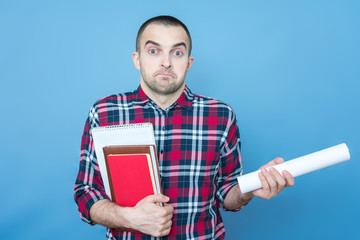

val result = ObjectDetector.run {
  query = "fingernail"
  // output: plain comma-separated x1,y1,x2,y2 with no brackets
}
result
270,167,275,172
283,170,288,175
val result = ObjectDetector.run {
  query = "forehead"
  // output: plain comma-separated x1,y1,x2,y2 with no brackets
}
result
139,23,189,49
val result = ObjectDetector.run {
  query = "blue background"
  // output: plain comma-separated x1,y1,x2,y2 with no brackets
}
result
1,0,359,239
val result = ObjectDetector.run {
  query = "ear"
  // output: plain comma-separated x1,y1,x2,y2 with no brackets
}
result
132,52,141,70
186,56,194,72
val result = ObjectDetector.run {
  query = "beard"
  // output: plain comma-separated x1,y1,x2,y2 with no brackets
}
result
141,69,186,96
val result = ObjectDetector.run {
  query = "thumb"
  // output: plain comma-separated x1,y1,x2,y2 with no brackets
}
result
260,157,284,169
273,157,284,165
136,194,170,206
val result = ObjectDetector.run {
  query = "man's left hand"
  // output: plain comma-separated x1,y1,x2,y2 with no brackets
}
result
252,157,295,200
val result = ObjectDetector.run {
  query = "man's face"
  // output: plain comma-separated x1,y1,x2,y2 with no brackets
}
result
133,23,194,96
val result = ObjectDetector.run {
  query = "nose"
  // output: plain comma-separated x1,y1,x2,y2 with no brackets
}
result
161,54,172,68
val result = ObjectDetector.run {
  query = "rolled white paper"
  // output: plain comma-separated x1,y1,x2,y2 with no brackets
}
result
237,143,350,194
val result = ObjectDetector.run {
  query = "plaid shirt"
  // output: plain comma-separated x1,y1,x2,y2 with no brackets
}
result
74,85,243,240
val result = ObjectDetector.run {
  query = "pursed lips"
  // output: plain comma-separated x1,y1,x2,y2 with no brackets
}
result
155,72,175,78
157,73,172,77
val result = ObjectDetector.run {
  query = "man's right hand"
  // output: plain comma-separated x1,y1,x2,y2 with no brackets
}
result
128,194,174,237
89,194,173,238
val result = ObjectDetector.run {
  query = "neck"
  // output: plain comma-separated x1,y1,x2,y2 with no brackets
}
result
140,82,185,110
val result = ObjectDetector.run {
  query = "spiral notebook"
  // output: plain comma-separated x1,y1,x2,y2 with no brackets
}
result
91,123,161,201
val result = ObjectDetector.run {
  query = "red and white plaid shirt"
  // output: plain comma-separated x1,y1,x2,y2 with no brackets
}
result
74,85,243,240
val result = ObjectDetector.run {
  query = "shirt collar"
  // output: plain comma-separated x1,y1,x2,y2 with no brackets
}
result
132,85,150,105
176,85,194,110
132,85,194,111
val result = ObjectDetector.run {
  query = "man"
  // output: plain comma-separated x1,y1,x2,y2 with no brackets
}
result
74,15,295,239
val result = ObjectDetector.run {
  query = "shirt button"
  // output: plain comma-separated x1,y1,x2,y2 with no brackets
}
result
162,126,166,131
160,149,164,154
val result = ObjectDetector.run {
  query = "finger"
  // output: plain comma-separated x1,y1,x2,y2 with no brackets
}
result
148,194,170,203
283,170,295,187
164,202,174,212
155,203,174,219
157,218,172,236
274,157,284,165
157,213,172,225
163,219,173,229
164,212,173,221
161,221,172,236
269,167,286,193
258,170,270,194
136,194,170,207
260,157,284,169
162,204,174,216
261,168,278,197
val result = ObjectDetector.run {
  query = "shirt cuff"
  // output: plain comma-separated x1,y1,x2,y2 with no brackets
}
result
77,188,110,225
216,180,242,212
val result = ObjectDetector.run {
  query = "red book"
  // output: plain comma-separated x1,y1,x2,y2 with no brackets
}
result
106,153,157,207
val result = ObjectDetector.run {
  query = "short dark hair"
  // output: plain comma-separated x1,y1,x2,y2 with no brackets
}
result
136,15,192,55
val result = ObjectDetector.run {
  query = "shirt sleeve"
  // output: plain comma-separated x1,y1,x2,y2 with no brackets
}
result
215,107,243,211
74,106,110,225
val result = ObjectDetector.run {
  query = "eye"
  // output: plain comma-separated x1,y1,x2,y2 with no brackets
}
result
173,51,183,57
148,48,158,54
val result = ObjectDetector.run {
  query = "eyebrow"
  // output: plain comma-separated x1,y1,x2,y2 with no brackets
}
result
144,40,187,50
173,42,187,49
145,40,160,47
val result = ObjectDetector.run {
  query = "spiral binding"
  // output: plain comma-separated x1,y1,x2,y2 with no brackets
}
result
92,122,153,132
